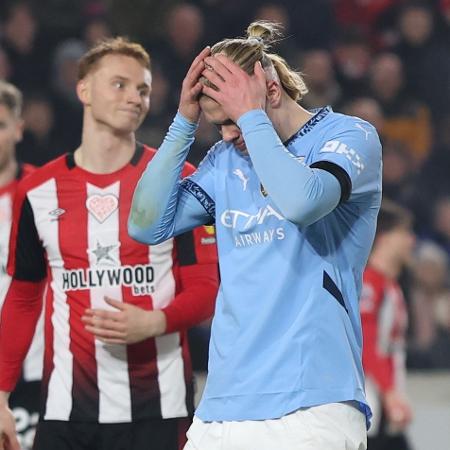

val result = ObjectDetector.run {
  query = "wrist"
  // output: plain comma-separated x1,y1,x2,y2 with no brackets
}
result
154,310,167,336
144,310,167,337
0,391,10,407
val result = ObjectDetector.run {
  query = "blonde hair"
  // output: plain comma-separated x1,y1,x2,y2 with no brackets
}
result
0,80,22,118
209,21,308,101
78,36,150,80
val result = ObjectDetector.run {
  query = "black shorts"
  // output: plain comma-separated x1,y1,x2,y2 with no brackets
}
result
33,417,191,450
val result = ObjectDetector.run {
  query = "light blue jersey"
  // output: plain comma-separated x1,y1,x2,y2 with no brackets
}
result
129,107,382,425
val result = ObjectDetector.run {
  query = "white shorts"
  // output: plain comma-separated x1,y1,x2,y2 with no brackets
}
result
184,402,367,450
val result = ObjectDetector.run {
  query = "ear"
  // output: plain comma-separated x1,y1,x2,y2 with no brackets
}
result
266,79,282,108
76,78,91,105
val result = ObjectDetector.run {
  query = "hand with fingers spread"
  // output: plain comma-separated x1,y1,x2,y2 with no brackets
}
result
178,46,211,123
82,297,167,345
0,394,20,450
201,54,267,122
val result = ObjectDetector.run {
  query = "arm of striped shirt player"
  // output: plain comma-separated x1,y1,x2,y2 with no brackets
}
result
0,279,45,392
0,184,47,392
129,113,211,245
162,227,219,332
237,110,343,227
361,283,395,394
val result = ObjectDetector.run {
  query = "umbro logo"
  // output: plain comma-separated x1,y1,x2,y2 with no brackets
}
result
49,208,66,220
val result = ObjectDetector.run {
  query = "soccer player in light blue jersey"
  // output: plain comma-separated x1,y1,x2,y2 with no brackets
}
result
128,21,382,450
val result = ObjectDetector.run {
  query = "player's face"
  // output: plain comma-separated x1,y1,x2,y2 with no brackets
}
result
0,104,22,171
199,95,247,152
81,54,151,134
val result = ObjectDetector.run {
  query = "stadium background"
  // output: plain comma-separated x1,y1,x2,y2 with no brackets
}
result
1,0,449,448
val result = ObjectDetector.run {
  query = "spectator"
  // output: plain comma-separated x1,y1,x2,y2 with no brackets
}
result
342,96,384,133
301,49,342,110
0,2,51,91
393,1,450,118
333,29,372,99
408,241,450,369
0,46,12,81
50,39,85,151
16,93,66,166
369,52,432,167
154,3,206,104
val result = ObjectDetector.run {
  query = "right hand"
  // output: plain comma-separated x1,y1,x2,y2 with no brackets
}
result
178,46,211,123
0,404,20,450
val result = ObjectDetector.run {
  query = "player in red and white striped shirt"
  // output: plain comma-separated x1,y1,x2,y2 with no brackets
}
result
0,80,42,450
0,39,218,450
360,199,415,450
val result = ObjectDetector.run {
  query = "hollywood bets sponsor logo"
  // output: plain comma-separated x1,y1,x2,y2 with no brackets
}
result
61,264,156,295
220,205,286,248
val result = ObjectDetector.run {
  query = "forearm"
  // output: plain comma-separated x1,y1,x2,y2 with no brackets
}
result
162,263,218,333
128,113,198,244
238,110,341,226
0,391,9,406
0,279,45,392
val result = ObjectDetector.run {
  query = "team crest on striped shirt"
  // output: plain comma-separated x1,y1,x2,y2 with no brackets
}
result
86,194,118,223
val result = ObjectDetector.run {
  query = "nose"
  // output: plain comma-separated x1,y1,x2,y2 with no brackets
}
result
221,125,240,143
127,88,141,105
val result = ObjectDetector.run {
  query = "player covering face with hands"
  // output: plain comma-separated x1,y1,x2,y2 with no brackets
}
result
129,21,382,450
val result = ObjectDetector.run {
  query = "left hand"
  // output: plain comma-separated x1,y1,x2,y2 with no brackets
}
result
201,54,267,122
82,297,167,344
383,389,413,431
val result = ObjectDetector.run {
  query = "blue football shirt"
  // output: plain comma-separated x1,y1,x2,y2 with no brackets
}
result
183,107,382,423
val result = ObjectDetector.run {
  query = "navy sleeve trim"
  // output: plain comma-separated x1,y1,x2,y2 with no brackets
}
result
181,179,216,219
323,271,348,314
14,197,46,281
310,161,352,203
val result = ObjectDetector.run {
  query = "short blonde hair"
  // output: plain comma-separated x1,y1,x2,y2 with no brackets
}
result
209,21,308,101
78,36,150,80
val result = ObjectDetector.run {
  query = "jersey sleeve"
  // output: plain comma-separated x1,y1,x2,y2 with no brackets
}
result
7,184,46,281
162,224,219,333
0,279,45,391
311,118,382,199
128,113,214,245
360,272,395,394
180,144,218,221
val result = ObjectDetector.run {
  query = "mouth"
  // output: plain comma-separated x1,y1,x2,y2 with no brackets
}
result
119,109,140,117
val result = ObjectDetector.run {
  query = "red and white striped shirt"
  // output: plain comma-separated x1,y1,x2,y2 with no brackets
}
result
0,147,218,423
360,266,408,394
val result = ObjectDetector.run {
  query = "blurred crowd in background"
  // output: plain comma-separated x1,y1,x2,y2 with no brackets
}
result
1,0,450,371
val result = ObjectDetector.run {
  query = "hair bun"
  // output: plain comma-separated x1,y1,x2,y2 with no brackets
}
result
246,21,282,49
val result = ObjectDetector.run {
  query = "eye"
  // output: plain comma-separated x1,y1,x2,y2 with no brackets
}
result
113,80,125,89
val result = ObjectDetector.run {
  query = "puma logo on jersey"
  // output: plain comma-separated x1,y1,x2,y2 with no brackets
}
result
233,169,249,191
86,194,118,223
355,123,372,140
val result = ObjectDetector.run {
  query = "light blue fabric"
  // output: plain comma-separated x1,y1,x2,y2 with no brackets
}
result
128,106,382,426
